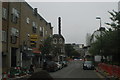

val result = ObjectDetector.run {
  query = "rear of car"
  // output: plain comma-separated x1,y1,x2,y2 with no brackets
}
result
55,62,62,70
83,61,95,70
62,61,68,67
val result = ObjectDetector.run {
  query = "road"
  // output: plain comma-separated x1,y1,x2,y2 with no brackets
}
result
49,60,105,80
9,60,105,80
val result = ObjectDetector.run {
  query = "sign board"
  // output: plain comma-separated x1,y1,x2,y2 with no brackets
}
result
94,55,102,62
30,34,38,38
30,34,38,41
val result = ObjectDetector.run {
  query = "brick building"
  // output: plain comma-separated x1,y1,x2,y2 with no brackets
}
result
2,2,53,72
2,2,9,73
51,17,65,61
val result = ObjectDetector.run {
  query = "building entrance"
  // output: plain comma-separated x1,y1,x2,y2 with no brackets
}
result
11,47,17,67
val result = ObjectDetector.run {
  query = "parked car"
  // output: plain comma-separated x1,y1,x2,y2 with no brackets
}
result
55,61,62,70
62,61,68,67
59,61,64,68
7,66,29,78
83,61,95,70
46,61,58,72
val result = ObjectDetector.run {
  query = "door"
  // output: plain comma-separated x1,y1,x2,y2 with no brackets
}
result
11,47,17,67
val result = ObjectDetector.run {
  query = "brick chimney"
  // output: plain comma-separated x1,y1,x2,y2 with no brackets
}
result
58,17,61,35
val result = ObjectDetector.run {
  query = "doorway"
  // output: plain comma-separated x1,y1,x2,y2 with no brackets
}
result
11,47,17,67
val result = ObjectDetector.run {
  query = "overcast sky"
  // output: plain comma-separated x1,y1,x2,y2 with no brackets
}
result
25,1,118,45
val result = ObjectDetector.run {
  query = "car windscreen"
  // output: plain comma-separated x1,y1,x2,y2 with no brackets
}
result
84,61,92,64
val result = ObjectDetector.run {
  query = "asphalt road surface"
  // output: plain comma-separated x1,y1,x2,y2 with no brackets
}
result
50,60,105,80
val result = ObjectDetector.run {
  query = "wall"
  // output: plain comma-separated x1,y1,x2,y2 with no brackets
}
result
2,2,9,73
0,1,2,79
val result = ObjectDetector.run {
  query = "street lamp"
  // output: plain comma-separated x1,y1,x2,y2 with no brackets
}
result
96,16,103,62
96,16,101,29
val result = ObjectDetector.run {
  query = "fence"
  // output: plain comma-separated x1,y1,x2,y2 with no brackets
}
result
98,63,120,78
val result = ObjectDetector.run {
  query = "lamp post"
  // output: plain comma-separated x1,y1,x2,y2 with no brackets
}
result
96,16,101,29
96,16,103,62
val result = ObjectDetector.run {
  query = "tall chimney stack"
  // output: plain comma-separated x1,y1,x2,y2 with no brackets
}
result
58,17,61,35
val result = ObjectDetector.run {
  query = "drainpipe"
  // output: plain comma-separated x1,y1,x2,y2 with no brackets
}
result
19,2,22,67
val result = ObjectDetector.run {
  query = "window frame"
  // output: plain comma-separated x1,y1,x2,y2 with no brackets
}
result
59,38,63,44
53,38,57,44
11,8,19,23
2,7,7,20
32,21,37,33
2,30,7,42
26,17,30,24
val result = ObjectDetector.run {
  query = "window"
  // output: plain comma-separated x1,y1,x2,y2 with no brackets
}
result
32,22,37,33
2,8,7,19
39,27,43,36
12,8,19,18
39,27,42,32
11,8,19,23
26,17,30,24
2,31,7,42
11,27,19,37
11,14,17,23
32,27,37,33
59,38,63,44
43,27,44,37
53,38,57,44
11,35,17,44
36,24,38,29
33,8,37,16
10,27,19,44
45,31,47,35
32,21,35,27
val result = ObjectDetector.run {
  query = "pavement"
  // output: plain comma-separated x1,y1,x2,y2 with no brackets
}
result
34,67,42,72
4,66,120,80
6,67,43,80
95,67,120,80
